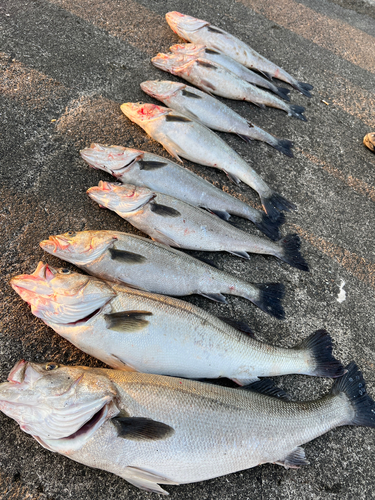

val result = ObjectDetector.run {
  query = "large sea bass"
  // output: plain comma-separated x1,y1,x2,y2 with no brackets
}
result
10,262,335,384
121,102,296,220
0,361,373,494
166,11,313,97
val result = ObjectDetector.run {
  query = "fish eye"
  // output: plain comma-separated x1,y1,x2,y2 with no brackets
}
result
66,231,76,237
45,362,59,371
59,268,71,275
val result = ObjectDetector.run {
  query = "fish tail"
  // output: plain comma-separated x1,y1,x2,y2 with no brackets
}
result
240,125,294,158
272,139,294,158
294,81,313,98
288,104,307,121
274,86,291,102
295,329,345,377
253,211,285,241
260,191,296,220
277,233,309,271
331,362,375,428
249,283,285,319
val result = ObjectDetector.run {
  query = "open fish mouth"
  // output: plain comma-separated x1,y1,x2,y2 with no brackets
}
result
80,144,144,174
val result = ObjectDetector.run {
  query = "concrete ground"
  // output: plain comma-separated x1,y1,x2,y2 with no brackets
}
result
0,0,375,498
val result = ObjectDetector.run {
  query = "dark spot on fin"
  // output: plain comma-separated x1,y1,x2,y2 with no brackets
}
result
109,248,146,264
241,379,290,401
205,48,220,55
201,293,227,303
112,416,174,441
165,115,192,122
228,250,250,259
181,89,202,99
207,26,224,34
138,160,168,170
104,311,152,332
151,203,181,217
275,447,309,469
218,317,254,337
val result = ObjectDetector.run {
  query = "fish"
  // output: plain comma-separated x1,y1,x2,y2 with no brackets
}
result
87,181,309,271
10,262,340,383
140,81,294,157
0,361,373,494
169,43,290,101
151,52,306,121
165,12,313,97
120,102,296,220
40,229,286,318
80,143,285,240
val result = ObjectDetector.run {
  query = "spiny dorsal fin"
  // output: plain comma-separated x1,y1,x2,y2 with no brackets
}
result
112,416,174,441
109,248,147,264
104,311,152,332
240,379,290,400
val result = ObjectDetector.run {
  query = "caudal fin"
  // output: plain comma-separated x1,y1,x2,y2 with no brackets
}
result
273,139,294,158
253,211,285,241
288,104,307,121
331,362,375,427
278,234,309,271
294,81,313,98
274,86,291,101
251,283,285,319
261,192,296,221
295,329,345,377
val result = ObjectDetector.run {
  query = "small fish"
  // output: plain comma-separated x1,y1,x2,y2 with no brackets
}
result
40,229,286,318
166,12,313,97
0,361,373,494
140,81,294,157
87,181,308,271
169,43,290,101
120,102,296,220
151,52,306,121
80,143,285,240
10,263,338,382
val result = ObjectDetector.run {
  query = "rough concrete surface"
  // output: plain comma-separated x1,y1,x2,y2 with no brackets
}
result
0,0,374,498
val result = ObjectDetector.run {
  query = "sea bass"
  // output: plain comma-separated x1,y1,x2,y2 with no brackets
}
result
151,53,306,121
40,230,286,318
87,181,308,271
120,102,296,220
10,263,336,383
80,143,284,240
166,12,313,97
169,43,290,101
0,361,373,494
140,81,294,157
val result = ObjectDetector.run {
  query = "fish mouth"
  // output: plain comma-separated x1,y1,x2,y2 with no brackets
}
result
80,144,144,174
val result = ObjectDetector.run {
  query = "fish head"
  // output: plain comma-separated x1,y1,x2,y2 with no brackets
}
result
80,143,144,177
87,181,155,216
151,52,191,73
165,12,209,38
0,360,119,447
120,102,170,126
40,230,119,266
140,80,186,100
169,43,205,56
10,262,116,323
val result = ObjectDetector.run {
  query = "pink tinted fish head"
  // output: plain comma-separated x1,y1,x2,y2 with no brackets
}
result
151,53,189,73
40,230,119,266
165,12,208,38
120,102,170,126
0,361,118,445
87,181,155,216
141,80,186,100
169,43,205,56
80,143,143,176
10,263,116,323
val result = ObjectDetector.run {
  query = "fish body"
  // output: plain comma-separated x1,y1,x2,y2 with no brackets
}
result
87,182,308,271
40,230,286,317
165,12,313,97
140,81,293,157
80,143,284,240
169,43,290,100
10,263,338,383
0,361,373,494
151,53,306,121
120,102,296,219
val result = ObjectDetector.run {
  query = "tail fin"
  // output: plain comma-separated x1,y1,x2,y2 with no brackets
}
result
261,192,296,221
288,104,307,121
294,81,313,98
295,329,345,378
274,86,291,102
278,234,309,271
253,211,285,241
331,362,375,427
251,283,285,319
272,139,294,158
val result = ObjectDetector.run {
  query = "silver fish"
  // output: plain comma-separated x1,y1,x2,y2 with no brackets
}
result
80,143,284,240
120,102,296,220
40,229,285,318
10,263,338,383
151,52,306,121
0,361,373,494
140,81,294,157
166,12,313,97
169,43,290,101
87,181,308,271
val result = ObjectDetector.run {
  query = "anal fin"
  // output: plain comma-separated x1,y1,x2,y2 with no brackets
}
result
274,447,309,469
228,250,250,259
201,292,227,303
223,170,241,184
232,376,259,386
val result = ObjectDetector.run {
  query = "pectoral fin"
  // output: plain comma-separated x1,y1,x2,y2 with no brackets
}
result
122,466,179,495
104,311,152,332
113,417,174,441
